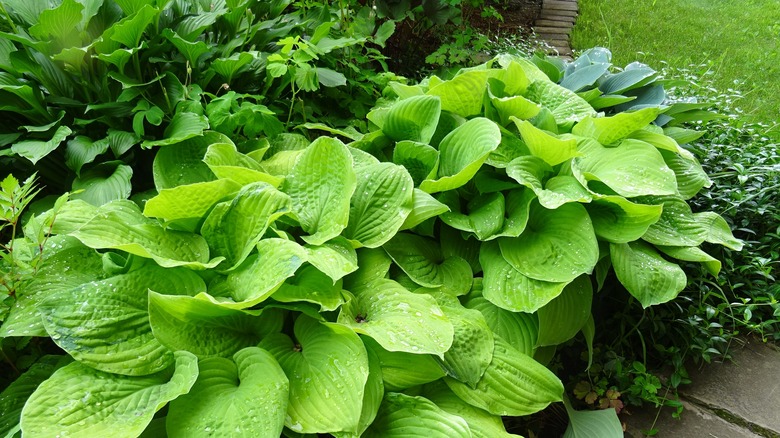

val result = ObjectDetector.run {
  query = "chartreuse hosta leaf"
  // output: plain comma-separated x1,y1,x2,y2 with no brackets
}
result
439,189,534,241
344,163,415,248
611,241,687,308
39,263,204,375
585,196,663,243
512,118,579,166
201,182,291,269
563,397,623,438
436,302,494,388
392,141,439,185
499,201,599,283
487,78,540,126
377,95,441,143
0,237,103,338
143,178,243,223
272,264,345,311
260,316,368,434
283,137,357,245
657,245,721,276
480,240,567,313
152,132,229,190
67,200,221,269
427,69,495,117
445,336,563,416
71,161,133,206
362,337,445,391
536,275,593,347
420,118,501,193
0,356,67,438
148,292,283,358
660,149,711,199
506,157,591,209
304,237,358,283
694,212,744,250
363,392,471,438
571,108,660,145
572,138,677,198
207,238,307,308
422,381,522,438
383,233,473,291
20,351,198,438
400,189,450,230
203,142,284,187
638,196,706,247
166,347,288,438
338,279,454,355
525,80,596,126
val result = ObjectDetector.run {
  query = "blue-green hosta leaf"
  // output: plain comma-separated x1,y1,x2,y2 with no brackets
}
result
499,201,599,283
480,241,567,313
375,95,441,143
427,69,495,117
572,138,677,197
660,150,712,199
70,161,133,206
260,316,368,434
0,356,67,438
392,140,439,186
598,64,657,95
400,189,450,230
203,142,283,187
338,280,454,355
657,245,721,276
363,392,471,438
283,137,356,245
572,108,660,145
639,196,706,247
0,237,103,338
525,80,596,126
208,238,307,308
67,200,220,269
166,347,288,438
463,288,538,356
437,302,494,388
20,351,198,438
560,62,611,92
201,182,291,269
563,397,623,438
272,265,345,311
422,381,522,438
694,212,744,251
362,337,444,391
536,275,593,346
11,125,71,165
611,241,687,308
445,337,563,416
585,195,662,243
420,118,501,193
152,132,229,189
344,163,414,248
149,292,283,358
383,233,473,290
512,118,579,166
304,237,358,283
39,264,204,375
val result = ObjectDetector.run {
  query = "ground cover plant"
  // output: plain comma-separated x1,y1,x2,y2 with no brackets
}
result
0,46,743,436
570,0,780,130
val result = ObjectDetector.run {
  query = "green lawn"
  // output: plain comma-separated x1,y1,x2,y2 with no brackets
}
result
571,0,780,128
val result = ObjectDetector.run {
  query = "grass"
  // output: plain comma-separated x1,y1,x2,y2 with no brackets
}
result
571,0,780,130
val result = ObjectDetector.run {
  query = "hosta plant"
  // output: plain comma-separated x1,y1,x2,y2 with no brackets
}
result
0,54,740,437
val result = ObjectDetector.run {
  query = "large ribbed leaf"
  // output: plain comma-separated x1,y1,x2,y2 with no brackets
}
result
260,316,368,434
525,80,595,125
272,264,345,311
400,189,450,230
661,150,712,199
426,69,494,117
445,337,563,416
332,346,384,438
611,241,687,308
572,108,660,145
363,393,471,438
694,212,744,250
639,196,706,247
499,201,599,283
563,397,623,438
363,337,445,391
437,302,494,388
585,196,663,243
166,348,288,438
463,289,539,356
39,264,204,375
141,112,209,148
203,142,283,187
283,137,356,245
506,157,591,209
20,352,198,438
378,95,441,143
11,125,71,164
512,118,578,166
536,275,593,346
143,179,242,222
71,161,133,206
657,245,721,276
152,132,228,189
383,233,472,290
0,356,66,437
305,237,359,283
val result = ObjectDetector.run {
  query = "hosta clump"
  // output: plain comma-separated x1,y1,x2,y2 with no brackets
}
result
0,55,740,437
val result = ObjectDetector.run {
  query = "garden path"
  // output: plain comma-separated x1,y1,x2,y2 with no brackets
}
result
532,0,578,58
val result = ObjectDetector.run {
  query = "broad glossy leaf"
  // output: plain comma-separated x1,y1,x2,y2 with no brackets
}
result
563,397,623,438
427,69,494,117
499,201,599,283
201,182,291,269
445,337,563,416
437,302,494,388
639,196,706,247
488,79,540,125
149,292,283,358
657,245,721,276
480,241,567,313
383,233,472,290
167,347,288,437
152,132,228,189
560,62,611,92
525,80,595,125
363,392,471,438
379,95,441,143
65,136,110,175
400,188,450,230
598,64,657,94
304,237,358,283
440,192,504,240
11,125,71,165
343,248,393,290
142,112,209,148
611,241,687,308
20,351,198,438
512,118,578,166
203,142,283,187
629,127,695,160
162,28,211,67
260,316,368,434
272,265,345,311
332,345,384,438
694,212,744,251
536,275,593,346
507,158,591,209
661,150,712,199
585,196,662,243
439,225,482,275
344,163,414,248
392,140,439,186
70,161,133,206
572,138,677,197
211,52,254,82
144,179,242,222
110,4,159,48
572,108,660,145
283,137,356,245
363,337,444,391
0,356,67,437
420,118,501,193
40,264,204,375
339,280,454,355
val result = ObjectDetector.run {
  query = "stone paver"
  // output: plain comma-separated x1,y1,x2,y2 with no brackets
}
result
623,400,762,438
533,0,578,59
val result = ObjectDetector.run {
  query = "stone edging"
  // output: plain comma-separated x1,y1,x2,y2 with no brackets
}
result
533,0,578,59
